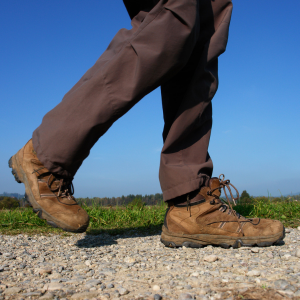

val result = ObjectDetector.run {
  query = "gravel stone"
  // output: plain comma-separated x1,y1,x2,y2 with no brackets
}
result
43,282,64,291
203,255,218,262
294,290,300,297
70,291,98,299
247,270,261,276
85,279,101,287
251,248,259,253
153,294,162,300
179,292,193,299
273,279,289,290
22,292,42,296
39,292,55,300
39,268,52,275
3,287,21,295
2,253,12,257
118,287,129,295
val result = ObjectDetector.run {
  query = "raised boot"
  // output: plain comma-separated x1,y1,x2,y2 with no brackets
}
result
9,140,89,233
161,175,285,248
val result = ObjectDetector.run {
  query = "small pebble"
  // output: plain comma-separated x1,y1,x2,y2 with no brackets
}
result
179,293,193,299
39,268,52,275
204,255,218,262
3,287,21,295
247,270,261,277
251,248,259,253
118,287,129,295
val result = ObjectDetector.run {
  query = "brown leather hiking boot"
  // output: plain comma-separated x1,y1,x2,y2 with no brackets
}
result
161,175,285,248
9,140,89,233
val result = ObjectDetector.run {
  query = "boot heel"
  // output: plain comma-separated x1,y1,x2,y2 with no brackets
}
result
8,156,23,184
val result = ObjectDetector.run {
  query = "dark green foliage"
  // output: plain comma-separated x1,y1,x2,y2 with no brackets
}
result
240,190,251,201
127,197,145,209
0,196,20,209
77,193,164,207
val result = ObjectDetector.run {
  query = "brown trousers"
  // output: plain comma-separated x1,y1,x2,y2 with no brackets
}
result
32,0,233,201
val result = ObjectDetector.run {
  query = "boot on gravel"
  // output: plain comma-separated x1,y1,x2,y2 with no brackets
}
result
9,140,89,233
161,175,285,248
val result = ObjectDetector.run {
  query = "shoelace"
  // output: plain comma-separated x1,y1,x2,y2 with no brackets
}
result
32,163,75,204
208,174,246,236
186,194,191,217
47,174,75,200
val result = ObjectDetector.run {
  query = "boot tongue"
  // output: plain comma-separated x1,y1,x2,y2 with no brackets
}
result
32,160,76,205
50,177,77,205
208,178,221,198
47,175,62,191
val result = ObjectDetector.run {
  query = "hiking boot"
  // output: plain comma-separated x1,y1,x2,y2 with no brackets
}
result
9,140,89,233
161,175,285,248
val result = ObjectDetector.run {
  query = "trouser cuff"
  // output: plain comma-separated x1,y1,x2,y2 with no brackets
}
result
162,175,210,201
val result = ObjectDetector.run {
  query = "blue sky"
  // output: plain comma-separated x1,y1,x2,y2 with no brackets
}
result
1,1,299,198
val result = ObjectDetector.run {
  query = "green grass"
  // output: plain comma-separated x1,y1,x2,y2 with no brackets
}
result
235,198,300,228
0,203,167,235
0,198,299,235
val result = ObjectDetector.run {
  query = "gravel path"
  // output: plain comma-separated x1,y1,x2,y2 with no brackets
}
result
1,227,300,300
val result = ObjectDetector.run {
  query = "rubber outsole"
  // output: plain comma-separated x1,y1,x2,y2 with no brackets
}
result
161,226,285,249
9,156,88,233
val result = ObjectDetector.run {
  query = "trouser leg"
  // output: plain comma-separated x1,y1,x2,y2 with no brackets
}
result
159,0,233,201
32,0,200,178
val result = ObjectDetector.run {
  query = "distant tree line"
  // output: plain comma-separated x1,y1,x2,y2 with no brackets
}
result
1,190,299,210
237,190,300,204
76,193,164,207
0,192,24,199
0,196,20,209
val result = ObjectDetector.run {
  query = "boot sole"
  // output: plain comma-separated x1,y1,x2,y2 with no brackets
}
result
9,155,88,233
161,225,285,249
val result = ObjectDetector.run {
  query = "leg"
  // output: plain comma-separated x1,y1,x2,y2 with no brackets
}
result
160,0,231,200
32,0,201,178
161,0,285,248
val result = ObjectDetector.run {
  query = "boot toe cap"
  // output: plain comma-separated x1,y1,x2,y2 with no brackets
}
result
52,207,90,232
